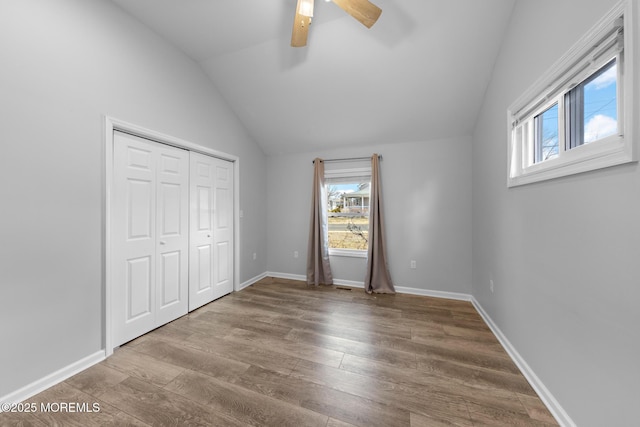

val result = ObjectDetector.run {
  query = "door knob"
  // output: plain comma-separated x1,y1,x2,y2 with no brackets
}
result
160,241,166,245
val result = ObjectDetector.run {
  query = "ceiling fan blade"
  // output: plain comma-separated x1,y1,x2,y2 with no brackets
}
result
332,0,382,28
291,11,311,47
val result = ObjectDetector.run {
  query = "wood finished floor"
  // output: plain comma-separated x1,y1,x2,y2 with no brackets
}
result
1,277,558,426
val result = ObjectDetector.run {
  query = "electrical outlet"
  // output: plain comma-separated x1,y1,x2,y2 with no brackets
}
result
410,260,416,269
490,279,494,293
294,251,299,258
252,252,257,260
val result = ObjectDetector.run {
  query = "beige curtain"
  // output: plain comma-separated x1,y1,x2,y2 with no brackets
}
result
307,158,333,286
364,154,395,294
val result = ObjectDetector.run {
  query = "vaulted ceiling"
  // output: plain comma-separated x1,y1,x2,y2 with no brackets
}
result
110,0,515,155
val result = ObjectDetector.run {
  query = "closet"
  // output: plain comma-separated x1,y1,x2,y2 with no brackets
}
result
111,131,234,347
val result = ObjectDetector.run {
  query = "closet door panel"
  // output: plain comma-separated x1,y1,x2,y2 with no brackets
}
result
189,153,234,309
212,159,234,300
126,256,152,320
113,133,157,345
155,145,189,325
159,250,181,306
127,179,153,240
112,132,188,346
189,153,215,311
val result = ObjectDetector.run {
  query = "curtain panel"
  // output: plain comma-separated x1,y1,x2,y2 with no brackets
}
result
306,158,334,286
364,153,395,294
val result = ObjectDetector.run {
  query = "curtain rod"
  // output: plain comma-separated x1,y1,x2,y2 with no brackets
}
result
312,155,382,163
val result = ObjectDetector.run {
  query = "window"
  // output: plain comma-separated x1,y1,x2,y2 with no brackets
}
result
534,102,559,163
572,59,618,147
507,1,636,187
324,165,371,257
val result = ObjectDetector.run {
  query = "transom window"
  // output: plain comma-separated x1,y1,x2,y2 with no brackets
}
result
507,1,636,187
531,59,619,166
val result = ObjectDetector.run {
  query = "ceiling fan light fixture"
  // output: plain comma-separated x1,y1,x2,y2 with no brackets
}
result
297,0,314,17
291,0,381,47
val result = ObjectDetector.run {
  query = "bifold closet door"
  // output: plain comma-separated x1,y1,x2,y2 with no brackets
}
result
189,152,234,311
112,132,189,346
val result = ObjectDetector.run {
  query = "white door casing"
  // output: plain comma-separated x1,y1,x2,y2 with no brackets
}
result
111,132,189,346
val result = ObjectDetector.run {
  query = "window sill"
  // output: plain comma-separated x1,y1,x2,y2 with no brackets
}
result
508,135,635,187
328,248,368,258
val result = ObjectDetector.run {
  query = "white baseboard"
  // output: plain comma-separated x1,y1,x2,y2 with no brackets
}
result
265,271,306,282
471,298,575,427
394,286,472,301
238,272,268,291
333,279,365,288
0,350,105,407
265,272,367,289
263,272,472,301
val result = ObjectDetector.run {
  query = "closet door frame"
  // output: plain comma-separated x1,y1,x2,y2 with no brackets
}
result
104,116,240,357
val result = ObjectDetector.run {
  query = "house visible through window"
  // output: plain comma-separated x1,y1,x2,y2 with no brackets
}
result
327,180,370,252
324,164,371,257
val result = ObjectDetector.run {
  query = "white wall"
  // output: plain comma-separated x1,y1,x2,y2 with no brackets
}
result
267,137,472,294
472,0,640,425
0,0,267,398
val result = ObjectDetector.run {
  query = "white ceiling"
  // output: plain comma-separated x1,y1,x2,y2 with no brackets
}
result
110,0,515,155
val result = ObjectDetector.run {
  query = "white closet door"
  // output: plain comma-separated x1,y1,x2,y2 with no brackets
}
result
112,132,189,346
189,153,215,311
189,152,234,311
155,144,189,325
212,157,234,300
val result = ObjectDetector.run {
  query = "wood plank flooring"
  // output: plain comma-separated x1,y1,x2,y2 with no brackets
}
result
0,277,558,426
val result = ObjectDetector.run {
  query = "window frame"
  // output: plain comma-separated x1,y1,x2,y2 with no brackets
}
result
324,167,371,258
507,0,636,187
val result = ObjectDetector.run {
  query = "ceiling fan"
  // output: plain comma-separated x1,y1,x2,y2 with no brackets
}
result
291,0,382,47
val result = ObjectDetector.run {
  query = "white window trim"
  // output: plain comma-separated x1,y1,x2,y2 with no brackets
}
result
507,0,637,187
